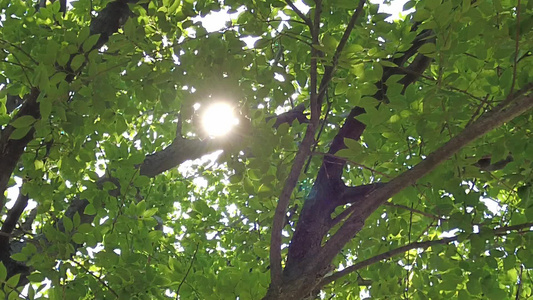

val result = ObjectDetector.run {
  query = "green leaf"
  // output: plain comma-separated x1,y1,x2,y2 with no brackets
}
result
6,274,20,287
344,138,361,151
84,204,96,215
77,27,91,44
73,212,81,227
403,1,415,10
77,223,93,234
322,34,338,50
418,43,436,54
136,200,147,213
10,115,36,128
0,263,5,280
517,185,531,208
57,51,70,67
134,175,151,187
70,54,85,71
45,41,60,62
82,34,101,52
335,82,349,95
142,208,158,218
40,97,53,120
379,60,398,67
9,126,32,140
34,160,44,170
72,233,85,244
466,278,481,295
10,253,27,262
63,216,73,233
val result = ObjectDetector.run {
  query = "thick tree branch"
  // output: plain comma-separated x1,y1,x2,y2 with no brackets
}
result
375,30,435,100
0,186,31,283
268,3,369,291
60,107,304,226
265,103,309,128
338,184,384,206
309,0,322,121
269,111,318,288
320,89,533,264
318,107,366,184
268,0,326,289
90,0,141,49
139,137,227,177
329,183,385,227
1,188,29,237
279,27,437,296
319,29,434,185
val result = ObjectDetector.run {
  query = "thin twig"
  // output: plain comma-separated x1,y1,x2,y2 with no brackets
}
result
257,18,309,26
317,0,366,104
176,243,200,298
319,221,533,288
465,94,490,127
70,260,119,298
0,59,34,70
276,31,313,46
311,151,391,178
398,66,486,103
405,204,413,298
0,39,39,65
508,0,521,100
321,237,457,287
516,264,524,300
383,202,443,221
304,90,332,173
11,53,33,88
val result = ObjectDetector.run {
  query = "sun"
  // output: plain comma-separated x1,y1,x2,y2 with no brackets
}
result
201,102,239,137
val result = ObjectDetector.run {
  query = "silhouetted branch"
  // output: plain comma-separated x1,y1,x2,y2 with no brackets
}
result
1,187,29,236
285,0,313,29
176,244,200,297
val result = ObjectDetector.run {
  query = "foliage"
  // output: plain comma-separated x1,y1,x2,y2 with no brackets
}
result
0,0,532,299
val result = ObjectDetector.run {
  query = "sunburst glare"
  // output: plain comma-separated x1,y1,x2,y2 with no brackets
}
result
201,102,239,137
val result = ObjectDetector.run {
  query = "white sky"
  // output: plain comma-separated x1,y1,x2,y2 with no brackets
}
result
197,0,412,34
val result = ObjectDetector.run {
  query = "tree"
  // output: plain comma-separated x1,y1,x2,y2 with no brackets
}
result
0,0,532,298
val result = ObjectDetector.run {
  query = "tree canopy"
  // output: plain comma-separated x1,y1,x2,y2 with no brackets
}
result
1,0,533,299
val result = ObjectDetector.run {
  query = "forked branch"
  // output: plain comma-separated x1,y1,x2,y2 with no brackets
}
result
269,0,368,287
320,88,533,264
317,0,366,104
